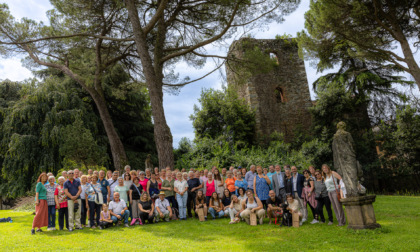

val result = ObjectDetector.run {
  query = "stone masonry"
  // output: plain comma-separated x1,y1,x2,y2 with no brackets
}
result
226,38,313,142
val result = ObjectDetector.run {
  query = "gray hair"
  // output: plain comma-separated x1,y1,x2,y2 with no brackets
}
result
139,171,145,175
58,176,65,182
118,177,123,181
48,176,55,181
250,165,256,169
145,168,151,172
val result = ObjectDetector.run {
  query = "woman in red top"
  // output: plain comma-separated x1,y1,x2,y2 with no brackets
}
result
138,171,149,191
54,176,69,231
205,172,215,206
225,171,236,193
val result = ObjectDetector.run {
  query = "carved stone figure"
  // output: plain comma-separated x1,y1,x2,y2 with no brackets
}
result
145,154,153,171
332,122,363,197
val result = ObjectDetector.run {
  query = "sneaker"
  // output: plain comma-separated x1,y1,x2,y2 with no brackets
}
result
299,221,303,226
328,221,333,225
52,228,56,231
76,227,83,230
138,219,143,225
99,226,103,230
310,219,319,224
130,218,137,226
124,224,129,227
302,218,307,223
36,229,43,232
69,228,73,232
31,229,35,235
320,220,325,224
47,228,52,231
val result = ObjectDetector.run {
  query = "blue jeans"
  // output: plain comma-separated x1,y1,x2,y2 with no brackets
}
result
176,192,188,219
209,207,224,219
48,205,56,228
111,210,130,224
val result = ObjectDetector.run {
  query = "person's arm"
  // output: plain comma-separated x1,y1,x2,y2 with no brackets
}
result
264,175,271,185
150,202,155,215
109,209,117,217
182,184,188,194
129,189,133,204
138,202,146,212
100,211,104,221
309,179,315,196
75,185,82,200
54,191,60,209
156,201,163,215
252,197,263,212
168,205,173,217
173,182,180,194
106,185,110,203
332,171,342,180
146,181,151,196
209,199,215,209
64,188,73,199
253,177,257,197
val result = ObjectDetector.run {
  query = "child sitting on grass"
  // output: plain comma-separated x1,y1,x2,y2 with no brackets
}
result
99,204,113,229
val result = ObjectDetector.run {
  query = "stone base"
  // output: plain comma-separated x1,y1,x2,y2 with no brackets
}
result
340,195,381,230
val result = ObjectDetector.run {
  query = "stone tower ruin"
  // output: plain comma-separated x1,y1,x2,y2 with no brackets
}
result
226,38,313,142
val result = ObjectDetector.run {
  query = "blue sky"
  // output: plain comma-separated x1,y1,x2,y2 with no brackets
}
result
1,0,418,147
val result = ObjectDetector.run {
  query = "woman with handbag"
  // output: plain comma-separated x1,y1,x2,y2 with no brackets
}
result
302,170,317,224
85,174,102,228
129,177,144,225
313,170,333,225
322,164,346,226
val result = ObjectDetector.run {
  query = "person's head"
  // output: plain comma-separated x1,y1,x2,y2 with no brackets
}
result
139,171,146,179
158,191,166,201
98,170,104,179
125,165,131,173
227,171,233,178
171,172,176,180
74,169,80,178
269,190,276,199
165,166,171,172
124,173,131,181
207,172,213,180
181,168,186,172
88,169,93,175
275,165,281,173
233,169,237,177
241,168,247,175
286,194,294,203
145,168,151,176
161,170,166,179
204,169,208,176
256,166,263,174
263,168,268,174
250,165,256,172
223,188,230,197
315,170,322,180
283,165,290,171
231,194,238,203
291,166,297,175
229,166,234,171
195,171,201,178
222,168,227,175
246,189,254,198
87,175,92,183
154,167,159,174
213,168,219,175
67,170,74,180
106,170,112,179
322,164,331,177
130,171,137,179
211,192,218,200
91,174,98,183
140,192,149,201
182,172,188,181
79,171,83,176
269,165,275,173
285,168,291,177
58,176,65,186
238,187,245,196
102,204,108,211
118,177,124,185
199,170,204,176
151,173,156,180
62,171,68,178
93,171,99,177
166,170,172,179
197,190,204,199
176,172,182,181
81,175,87,184
303,169,310,178
112,171,119,180
309,166,315,175
47,172,53,177
48,176,55,185
237,172,242,179
188,171,194,179
113,192,120,202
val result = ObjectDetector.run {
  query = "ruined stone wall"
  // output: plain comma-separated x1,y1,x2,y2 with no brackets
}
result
226,38,313,142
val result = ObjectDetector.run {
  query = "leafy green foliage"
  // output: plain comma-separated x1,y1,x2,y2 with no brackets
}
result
190,86,256,146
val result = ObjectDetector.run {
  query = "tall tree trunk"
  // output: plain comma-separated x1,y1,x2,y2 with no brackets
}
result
125,0,174,169
399,38,420,90
90,91,128,172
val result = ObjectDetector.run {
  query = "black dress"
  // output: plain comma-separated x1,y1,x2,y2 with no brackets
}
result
139,200,154,224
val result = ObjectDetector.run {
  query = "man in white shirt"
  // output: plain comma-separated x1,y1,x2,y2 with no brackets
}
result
155,192,172,222
108,171,119,201
109,192,130,227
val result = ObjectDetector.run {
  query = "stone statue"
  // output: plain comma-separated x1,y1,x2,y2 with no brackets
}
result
145,154,153,171
332,122,363,197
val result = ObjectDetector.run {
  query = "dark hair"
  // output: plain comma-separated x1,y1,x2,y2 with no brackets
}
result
124,173,131,180
196,190,204,203
222,189,231,201
210,192,221,206
238,187,246,196
37,173,48,183
213,168,222,181
245,189,254,195
286,193,294,199
303,169,309,174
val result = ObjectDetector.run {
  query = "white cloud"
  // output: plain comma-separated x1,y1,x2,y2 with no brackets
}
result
0,58,33,81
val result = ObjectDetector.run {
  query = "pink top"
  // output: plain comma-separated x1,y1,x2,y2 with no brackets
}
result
139,178,149,191
102,210,110,220
206,180,215,197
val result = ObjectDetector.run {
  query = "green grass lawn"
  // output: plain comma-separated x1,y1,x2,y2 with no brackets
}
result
0,195,419,251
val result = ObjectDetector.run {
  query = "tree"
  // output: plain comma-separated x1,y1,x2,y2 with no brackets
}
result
124,0,301,168
297,0,420,89
0,1,137,171
190,86,256,146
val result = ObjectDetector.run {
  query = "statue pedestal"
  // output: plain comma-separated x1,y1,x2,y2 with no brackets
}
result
340,195,381,229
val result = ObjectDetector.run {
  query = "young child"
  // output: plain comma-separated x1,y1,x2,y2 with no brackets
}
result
286,194,302,226
99,204,113,229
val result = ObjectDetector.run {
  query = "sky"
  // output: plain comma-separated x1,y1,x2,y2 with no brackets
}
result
1,0,418,147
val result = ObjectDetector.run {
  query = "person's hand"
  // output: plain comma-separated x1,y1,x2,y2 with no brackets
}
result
56,204,60,209
308,192,311,197
169,213,172,219
130,200,132,205
86,204,89,209
73,199,77,203
117,215,122,219
160,213,164,218
149,212,153,216
251,208,255,213
35,200,40,206
121,210,125,215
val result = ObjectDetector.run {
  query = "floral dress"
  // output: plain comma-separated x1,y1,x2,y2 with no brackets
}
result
255,175,270,201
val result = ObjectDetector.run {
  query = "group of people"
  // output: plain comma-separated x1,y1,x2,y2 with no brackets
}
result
31,164,348,234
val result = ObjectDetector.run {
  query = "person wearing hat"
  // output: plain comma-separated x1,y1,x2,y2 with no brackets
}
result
154,191,172,222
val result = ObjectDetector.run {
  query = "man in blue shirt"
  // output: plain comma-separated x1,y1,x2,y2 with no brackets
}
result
245,165,256,190
266,165,276,190
64,170,82,231
98,170,110,204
